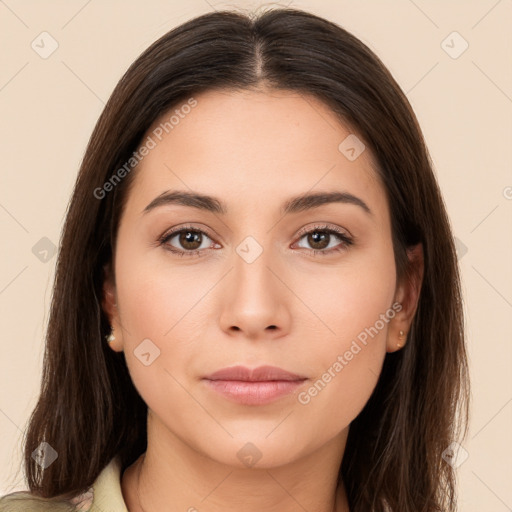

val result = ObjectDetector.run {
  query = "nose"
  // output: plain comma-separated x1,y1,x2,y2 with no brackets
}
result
218,244,291,340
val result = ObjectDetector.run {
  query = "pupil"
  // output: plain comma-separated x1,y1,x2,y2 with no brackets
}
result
309,231,329,249
181,231,201,249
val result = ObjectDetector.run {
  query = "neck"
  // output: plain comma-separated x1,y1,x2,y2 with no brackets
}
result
121,414,350,512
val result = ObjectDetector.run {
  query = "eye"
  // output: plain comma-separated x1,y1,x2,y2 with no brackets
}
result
158,223,353,257
159,226,218,257
293,224,353,256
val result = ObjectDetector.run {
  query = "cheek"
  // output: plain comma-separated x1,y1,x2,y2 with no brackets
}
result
113,265,204,425
295,234,396,343
114,237,211,338
112,237,206,395
292,242,396,423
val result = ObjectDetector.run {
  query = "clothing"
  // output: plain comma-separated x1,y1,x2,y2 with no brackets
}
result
0,456,128,512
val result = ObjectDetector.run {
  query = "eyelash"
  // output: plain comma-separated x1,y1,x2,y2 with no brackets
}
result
158,224,354,258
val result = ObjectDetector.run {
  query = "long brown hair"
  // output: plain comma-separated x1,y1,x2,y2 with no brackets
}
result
1,7,470,511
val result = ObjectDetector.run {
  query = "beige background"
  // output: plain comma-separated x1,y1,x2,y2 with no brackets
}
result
1,0,511,510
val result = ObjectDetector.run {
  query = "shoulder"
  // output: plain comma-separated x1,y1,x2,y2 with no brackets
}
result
0,455,125,512
0,488,93,511
0,491,76,511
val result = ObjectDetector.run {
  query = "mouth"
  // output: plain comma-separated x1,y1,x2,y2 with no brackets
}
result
202,365,308,405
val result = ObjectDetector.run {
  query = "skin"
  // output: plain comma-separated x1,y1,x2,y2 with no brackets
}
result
102,88,423,512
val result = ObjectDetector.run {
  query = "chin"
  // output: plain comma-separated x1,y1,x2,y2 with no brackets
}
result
201,433,308,470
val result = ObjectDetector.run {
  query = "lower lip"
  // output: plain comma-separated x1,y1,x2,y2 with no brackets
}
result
203,379,307,405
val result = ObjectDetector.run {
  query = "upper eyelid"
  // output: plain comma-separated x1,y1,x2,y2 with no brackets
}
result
162,224,216,242
295,223,350,238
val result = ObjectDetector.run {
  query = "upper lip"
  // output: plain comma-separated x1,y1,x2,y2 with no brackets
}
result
204,365,307,382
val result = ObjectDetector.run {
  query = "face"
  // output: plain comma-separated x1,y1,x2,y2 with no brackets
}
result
103,88,413,469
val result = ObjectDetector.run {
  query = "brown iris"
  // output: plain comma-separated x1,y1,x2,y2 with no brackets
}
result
179,230,203,250
307,231,330,250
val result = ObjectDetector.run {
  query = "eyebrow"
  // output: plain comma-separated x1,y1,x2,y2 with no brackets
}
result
142,190,372,216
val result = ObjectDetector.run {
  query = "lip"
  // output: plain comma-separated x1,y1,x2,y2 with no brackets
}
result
205,365,307,382
202,365,308,405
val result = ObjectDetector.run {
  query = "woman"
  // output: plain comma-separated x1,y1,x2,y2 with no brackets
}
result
0,6,470,512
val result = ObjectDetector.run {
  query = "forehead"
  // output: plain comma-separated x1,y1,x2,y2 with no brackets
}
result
125,88,386,218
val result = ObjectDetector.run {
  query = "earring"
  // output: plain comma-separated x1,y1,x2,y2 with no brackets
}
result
397,330,405,348
105,327,115,344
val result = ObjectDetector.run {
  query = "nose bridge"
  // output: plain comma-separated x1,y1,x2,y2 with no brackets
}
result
232,234,279,304
218,233,290,337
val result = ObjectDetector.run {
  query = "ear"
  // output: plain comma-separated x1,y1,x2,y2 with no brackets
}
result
102,262,124,352
387,243,424,353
